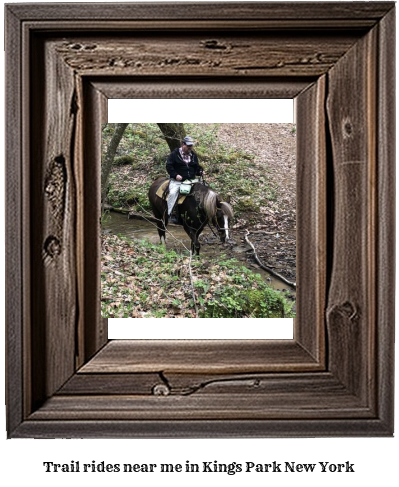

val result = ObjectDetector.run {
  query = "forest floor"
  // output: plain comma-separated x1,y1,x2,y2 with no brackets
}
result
215,123,296,284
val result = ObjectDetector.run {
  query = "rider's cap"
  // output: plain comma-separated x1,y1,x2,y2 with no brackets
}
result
183,136,195,146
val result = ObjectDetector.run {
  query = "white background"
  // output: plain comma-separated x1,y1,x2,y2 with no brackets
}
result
1,1,397,486
109,98,294,123
108,98,294,340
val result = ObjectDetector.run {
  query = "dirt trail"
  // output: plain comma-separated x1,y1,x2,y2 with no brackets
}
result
216,123,296,283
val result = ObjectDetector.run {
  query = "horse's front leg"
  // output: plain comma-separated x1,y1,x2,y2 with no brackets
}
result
191,238,200,256
158,223,166,244
185,226,200,256
156,213,167,244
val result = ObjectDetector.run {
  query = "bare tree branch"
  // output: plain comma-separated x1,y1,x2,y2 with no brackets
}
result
101,123,129,214
157,123,186,151
245,230,296,288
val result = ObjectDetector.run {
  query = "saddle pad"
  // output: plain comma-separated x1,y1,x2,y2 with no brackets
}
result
155,180,187,204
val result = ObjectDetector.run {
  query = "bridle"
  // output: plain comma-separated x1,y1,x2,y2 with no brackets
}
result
208,220,219,238
210,211,230,240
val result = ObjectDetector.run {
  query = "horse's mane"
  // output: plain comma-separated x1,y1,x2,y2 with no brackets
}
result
202,189,218,220
196,184,234,221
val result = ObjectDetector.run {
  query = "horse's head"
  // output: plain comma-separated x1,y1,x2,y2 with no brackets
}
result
214,201,234,243
201,189,234,244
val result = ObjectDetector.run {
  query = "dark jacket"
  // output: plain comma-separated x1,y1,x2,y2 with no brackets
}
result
166,148,203,180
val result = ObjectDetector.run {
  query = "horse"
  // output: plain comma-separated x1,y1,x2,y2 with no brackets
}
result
148,177,234,255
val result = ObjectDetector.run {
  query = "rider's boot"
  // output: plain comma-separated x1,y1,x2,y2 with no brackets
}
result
169,214,179,224
168,204,179,224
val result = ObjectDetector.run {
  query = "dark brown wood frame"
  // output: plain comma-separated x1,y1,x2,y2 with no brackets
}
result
5,2,395,438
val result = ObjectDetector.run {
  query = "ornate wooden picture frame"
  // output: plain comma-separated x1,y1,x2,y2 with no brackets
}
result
5,2,395,438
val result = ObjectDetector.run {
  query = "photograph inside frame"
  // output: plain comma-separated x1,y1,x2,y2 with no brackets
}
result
101,122,296,321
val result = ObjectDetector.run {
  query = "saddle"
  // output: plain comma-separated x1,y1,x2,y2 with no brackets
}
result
156,179,199,204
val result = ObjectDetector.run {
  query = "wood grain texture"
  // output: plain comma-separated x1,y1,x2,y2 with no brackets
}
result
5,2,395,438
29,392,371,421
73,72,85,370
59,372,162,396
79,340,321,374
53,34,360,78
21,19,385,33
91,76,325,368
326,26,377,404
74,78,110,369
14,418,391,439
5,4,24,436
376,7,395,432
34,371,374,422
81,81,108,361
60,371,356,397
7,2,394,22
30,37,78,408
91,79,311,100
296,75,326,363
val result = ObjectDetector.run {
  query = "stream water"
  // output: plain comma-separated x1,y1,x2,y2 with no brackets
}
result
102,211,295,298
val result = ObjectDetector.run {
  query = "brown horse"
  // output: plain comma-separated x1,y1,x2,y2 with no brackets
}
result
148,177,234,255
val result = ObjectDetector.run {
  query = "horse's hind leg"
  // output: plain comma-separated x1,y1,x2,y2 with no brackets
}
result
183,223,202,255
158,215,168,244
151,205,167,244
192,239,200,255
190,232,201,255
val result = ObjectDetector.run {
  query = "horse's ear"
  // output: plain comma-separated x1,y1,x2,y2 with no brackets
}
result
224,195,231,204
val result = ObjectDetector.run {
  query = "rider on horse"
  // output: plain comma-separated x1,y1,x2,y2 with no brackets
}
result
166,136,204,223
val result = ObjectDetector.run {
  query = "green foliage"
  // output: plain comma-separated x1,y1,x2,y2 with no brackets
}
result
234,196,261,213
194,258,293,318
114,155,135,166
101,235,294,319
107,187,148,210
102,122,277,218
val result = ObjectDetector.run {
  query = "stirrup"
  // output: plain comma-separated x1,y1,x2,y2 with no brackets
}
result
168,214,179,224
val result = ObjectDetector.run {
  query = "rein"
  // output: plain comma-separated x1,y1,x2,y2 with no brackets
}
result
209,212,229,239
208,221,219,237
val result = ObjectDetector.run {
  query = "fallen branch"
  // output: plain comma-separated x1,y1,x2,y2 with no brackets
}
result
244,230,296,289
104,204,129,215
127,210,160,224
249,230,280,235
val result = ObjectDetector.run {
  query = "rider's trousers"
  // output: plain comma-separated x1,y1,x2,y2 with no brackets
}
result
167,179,181,216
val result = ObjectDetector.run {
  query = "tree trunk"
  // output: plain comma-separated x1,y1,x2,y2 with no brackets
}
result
157,123,186,151
101,123,128,213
